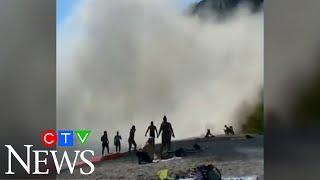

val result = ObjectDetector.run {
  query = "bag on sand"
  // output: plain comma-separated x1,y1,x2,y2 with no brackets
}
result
197,164,222,180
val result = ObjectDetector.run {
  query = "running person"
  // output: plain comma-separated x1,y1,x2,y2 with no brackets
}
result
128,125,137,152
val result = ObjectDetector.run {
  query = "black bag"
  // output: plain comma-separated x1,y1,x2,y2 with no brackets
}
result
193,144,201,150
174,148,186,157
197,164,222,180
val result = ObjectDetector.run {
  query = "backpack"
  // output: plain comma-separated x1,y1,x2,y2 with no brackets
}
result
197,164,222,180
174,148,186,157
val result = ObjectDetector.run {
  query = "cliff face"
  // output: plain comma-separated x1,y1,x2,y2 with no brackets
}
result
190,0,264,133
191,0,263,19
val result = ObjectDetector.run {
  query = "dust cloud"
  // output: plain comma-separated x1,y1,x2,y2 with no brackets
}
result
57,0,263,147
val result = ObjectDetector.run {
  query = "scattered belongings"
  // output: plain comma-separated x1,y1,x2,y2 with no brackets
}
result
147,156,183,164
194,164,222,180
160,156,182,162
230,137,246,141
221,175,258,180
224,125,235,135
167,144,202,158
245,135,254,139
152,159,160,163
174,146,201,157
157,169,169,180
155,164,258,180
161,152,174,159
176,164,222,180
193,144,201,151
231,135,255,141
174,148,186,157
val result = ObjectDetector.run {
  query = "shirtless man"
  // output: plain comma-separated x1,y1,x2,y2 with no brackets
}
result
145,121,158,145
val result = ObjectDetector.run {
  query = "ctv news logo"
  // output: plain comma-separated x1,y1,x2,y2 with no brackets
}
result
41,130,91,147
4,129,95,175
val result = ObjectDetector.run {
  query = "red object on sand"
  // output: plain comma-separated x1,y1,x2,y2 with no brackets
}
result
75,152,126,168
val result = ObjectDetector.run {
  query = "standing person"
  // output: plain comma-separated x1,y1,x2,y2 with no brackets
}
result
157,115,175,154
145,121,158,145
101,131,109,155
128,125,137,152
114,131,122,152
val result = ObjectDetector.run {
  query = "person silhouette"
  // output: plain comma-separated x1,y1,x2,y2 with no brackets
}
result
128,125,137,152
205,129,214,138
158,115,175,154
145,121,158,145
229,126,235,135
224,125,235,135
224,125,230,135
136,138,155,164
114,131,122,152
101,131,109,155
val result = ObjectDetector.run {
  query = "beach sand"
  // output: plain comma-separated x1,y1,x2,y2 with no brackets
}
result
58,134,263,179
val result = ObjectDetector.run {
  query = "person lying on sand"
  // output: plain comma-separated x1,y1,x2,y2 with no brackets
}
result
136,138,155,164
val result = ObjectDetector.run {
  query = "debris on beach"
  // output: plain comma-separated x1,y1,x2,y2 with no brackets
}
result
167,144,203,158
222,176,258,180
156,164,222,180
159,164,258,180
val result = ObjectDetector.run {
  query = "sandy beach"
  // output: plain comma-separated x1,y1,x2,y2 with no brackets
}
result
58,134,263,179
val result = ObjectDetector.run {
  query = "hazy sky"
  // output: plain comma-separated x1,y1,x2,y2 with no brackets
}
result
57,0,201,29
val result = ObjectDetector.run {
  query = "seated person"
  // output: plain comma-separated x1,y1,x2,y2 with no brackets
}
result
136,138,155,164
205,129,214,138
229,126,235,135
224,125,235,135
224,125,230,135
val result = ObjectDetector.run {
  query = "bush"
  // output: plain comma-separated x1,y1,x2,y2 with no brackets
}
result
241,101,263,134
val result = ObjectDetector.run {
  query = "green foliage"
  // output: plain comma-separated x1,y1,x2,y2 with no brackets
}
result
241,101,264,134
292,76,320,126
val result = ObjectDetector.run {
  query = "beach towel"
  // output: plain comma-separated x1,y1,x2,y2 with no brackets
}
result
160,156,182,162
151,156,182,164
